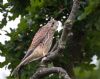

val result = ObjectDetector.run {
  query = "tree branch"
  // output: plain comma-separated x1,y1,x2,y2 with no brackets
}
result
60,0,80,48
30,67,71,79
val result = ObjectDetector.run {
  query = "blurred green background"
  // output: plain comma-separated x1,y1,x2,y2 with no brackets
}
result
0,0,100,79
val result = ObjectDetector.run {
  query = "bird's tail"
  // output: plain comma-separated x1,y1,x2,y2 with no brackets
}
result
11,63,23,76
11,55,30,76
11,50,43,76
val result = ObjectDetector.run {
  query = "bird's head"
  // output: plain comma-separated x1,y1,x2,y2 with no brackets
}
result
47,18,59,30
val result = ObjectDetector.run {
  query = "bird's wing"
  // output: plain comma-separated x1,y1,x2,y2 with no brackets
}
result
22,26,51,61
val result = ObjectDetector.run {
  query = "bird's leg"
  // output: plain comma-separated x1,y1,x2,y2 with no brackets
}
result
40,56,48,68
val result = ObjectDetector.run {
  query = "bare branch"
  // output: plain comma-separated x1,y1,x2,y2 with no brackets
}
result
60,0,80,48
66,0,80,22
30,67,71,79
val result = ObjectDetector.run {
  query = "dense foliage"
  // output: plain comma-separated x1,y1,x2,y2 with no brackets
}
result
0,0,100,79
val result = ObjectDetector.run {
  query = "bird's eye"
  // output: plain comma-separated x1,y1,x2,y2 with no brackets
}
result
51,22,54,27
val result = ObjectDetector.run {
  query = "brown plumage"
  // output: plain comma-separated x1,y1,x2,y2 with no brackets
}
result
11,19,58,76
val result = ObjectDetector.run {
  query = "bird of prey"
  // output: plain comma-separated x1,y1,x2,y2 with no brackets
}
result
11,19,58,76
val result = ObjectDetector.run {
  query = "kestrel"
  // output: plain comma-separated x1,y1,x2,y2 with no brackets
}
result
12,19,58,75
